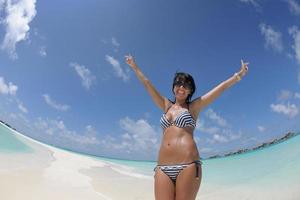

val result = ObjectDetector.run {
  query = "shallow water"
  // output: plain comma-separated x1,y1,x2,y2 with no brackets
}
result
1,121,300,198
0,123,33,153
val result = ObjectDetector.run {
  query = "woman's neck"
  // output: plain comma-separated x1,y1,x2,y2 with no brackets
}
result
174,99,187,107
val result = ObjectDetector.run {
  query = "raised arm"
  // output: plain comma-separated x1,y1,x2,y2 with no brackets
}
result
190,60,249,115
125,55,170,111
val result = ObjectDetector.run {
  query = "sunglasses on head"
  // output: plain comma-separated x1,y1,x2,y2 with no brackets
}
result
174,80,192,90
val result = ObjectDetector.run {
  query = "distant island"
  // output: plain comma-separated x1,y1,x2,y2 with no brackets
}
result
207,131,300,159
0,119,17,131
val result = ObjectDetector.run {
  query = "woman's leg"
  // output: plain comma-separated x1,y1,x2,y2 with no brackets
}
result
154,168,176,200
175,163,202,200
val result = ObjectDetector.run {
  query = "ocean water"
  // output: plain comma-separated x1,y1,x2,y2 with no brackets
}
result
99,134,300,187
201,134,300,186
0,123,33,153
1,122,300,188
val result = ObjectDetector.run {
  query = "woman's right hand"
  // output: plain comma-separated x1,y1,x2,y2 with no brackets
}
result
125,54,137,70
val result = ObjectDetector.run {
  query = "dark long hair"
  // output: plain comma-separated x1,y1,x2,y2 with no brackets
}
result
172,72,196,103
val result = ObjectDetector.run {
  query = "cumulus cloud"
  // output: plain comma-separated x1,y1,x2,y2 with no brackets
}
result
196,119,220,135
0,0,4,11
196,115,241,144
0,76,18,95
205,108,228,127
212,134,228,143
277,90,300,101
101,37,120,52
105,55,130,82
298,70,300,84
257,125,266,132
195,108,243,144
259,23,283,53
70,62,96,90
1,0,37,59
288,26,300,64
205,132,241,144
38,46,46,57
42,94,70,111
270,103,299,118
89,116,161,159
240,0,261,11
287,0,300,15
118,117,160,153
17,99,28,113
278,89,293,102
111,37,120,52
198,147,214,154
111,37,120,47
34,118,100,145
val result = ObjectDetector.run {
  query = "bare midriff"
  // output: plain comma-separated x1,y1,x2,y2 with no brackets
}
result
158,126,200,165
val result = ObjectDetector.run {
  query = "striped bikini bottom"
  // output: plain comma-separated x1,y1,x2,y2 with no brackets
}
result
154,160,202,184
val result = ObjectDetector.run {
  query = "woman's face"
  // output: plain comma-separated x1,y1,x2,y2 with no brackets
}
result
173,81,191,102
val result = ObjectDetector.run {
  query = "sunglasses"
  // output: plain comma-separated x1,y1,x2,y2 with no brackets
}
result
174,80,192,90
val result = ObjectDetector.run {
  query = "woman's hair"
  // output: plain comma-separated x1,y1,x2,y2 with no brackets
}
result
172,72,196,103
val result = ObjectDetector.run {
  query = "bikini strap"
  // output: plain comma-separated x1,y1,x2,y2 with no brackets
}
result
194,160,202,178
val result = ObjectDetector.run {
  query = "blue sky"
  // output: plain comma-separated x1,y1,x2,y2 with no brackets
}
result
0,0,300,160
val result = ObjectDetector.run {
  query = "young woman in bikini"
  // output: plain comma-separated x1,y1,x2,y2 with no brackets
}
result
125,55,249,200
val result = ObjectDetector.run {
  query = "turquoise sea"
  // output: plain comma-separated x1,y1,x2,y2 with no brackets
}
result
0,123,33,153
1,122,300,191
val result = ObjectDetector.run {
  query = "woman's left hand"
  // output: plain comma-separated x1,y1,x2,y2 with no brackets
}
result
238,59,249,78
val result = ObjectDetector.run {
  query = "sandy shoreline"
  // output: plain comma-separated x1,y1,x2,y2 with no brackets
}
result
0,122,154,200
1,122,300,200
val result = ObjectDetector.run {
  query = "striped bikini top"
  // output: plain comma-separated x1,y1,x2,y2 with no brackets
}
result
160,104,196,130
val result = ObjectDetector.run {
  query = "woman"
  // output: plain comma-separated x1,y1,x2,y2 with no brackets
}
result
125,55,249,200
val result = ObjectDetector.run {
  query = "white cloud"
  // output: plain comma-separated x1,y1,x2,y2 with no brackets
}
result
298,70,300,84
1,0,37,59
257,125,265,132
270,103,299,118
240,0,261,11
205,108,228,127
289,26,300,65
223,129,242,141
34,118,100,145
287,0,300,15
70,62,96,90
105,55,129,82
111,37,120,52
212,134,228,143
111,37,120,48
196,118,241,144
101,37,120,52
0,76,18,95
240,0,259,7
0,0,5,10
38,46,46,57
198,147,214,154
259,23,283,53
17,99,28,113
195,108,243,144
278,89,293,102
42,94,70,111
93,116,160,159
118,117,159,153
196,119,220,135
295,92,300,99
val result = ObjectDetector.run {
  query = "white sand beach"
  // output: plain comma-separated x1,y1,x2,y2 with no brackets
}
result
0,123,154,200
1,122,300,200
